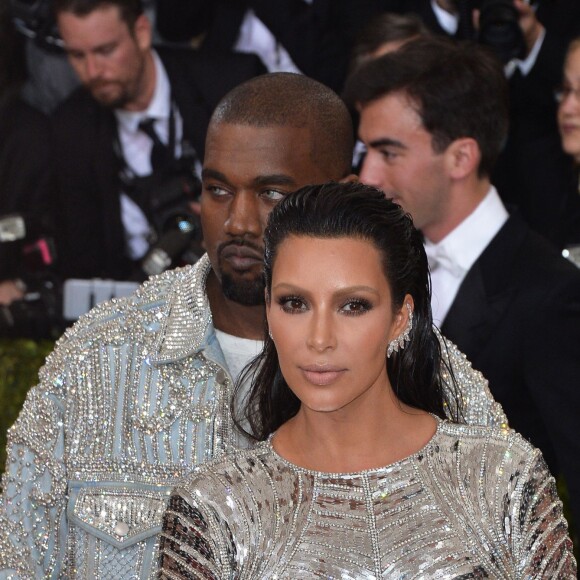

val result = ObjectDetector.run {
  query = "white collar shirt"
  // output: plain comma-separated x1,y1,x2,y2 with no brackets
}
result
425,186,508,326
114,50,183,261
234,2,312,74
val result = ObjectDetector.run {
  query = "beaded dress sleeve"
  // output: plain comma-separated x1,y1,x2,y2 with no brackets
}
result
511,452,576,577
158,491,233,579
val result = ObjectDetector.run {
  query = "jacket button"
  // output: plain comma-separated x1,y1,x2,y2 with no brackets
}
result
114,521,130,537
216,369,227,384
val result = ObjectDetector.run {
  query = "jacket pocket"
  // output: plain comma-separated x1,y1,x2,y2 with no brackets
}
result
67,481,172,550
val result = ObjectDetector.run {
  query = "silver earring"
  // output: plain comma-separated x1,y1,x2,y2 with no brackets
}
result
268,329,273,340
387,303,413,358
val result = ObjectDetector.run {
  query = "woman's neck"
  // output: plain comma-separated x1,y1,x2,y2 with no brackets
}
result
272,390,437,473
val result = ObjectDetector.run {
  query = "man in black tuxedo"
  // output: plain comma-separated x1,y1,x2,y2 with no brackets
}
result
355,0,580,247
346,36,580,529
52,0,264,280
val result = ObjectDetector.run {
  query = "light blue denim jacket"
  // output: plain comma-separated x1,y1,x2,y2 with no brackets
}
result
0,255,246,579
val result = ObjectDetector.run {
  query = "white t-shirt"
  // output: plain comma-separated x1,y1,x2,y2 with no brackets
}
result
215,329,264,446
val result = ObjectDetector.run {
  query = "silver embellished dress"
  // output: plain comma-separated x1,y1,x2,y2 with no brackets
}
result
0,255,507,579
159,421,576,579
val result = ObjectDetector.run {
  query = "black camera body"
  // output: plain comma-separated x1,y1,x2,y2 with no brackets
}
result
122,153,204,277
454,0,526,63
9,0,63,50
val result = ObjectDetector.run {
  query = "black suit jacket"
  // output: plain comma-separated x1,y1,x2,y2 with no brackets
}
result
52,47,265,280
441,213,580,526
156,0,348,92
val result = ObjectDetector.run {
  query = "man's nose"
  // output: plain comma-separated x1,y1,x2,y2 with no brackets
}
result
84,54,103,80
359,154,385,190
224,191,262,238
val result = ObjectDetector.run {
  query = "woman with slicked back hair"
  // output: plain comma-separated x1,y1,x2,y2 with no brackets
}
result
159,182,576,578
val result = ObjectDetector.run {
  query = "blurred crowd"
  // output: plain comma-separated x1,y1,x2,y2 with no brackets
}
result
1,0,580,340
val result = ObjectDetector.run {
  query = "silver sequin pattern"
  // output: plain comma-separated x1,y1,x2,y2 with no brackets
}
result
159,421,576,579
1,254,507,579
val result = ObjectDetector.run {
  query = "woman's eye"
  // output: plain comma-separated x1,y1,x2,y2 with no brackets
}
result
279,297,307,313
341,299,371,315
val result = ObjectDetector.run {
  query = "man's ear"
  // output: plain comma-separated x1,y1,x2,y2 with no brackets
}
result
133,13,152,51
339,173,359,184
444,137,480,180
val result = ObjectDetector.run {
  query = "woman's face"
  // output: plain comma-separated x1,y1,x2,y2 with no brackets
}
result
558,45,580,163
266,235,411,415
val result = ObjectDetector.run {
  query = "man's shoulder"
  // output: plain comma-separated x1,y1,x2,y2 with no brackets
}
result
157,45,266,109
52,86,107,126
485,212,580,286
54,258,211,358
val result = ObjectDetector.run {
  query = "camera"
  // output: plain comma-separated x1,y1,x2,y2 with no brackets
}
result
9,0,63,51
0,214,64,339
122,154,204,278
454,0,526,63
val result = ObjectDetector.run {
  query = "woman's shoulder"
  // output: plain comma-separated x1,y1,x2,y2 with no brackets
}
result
173,441,284,501
427,421,548,503
436,420,538,463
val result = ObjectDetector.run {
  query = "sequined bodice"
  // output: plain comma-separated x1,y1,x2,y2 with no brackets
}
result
159,421,576,579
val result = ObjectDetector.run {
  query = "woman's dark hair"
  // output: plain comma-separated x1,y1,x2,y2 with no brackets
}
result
234,181,456,441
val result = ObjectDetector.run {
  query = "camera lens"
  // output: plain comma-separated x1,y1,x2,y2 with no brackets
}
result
478,0,525,62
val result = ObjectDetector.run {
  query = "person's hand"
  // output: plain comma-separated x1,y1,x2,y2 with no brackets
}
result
513,0,544,55
0,279,25,306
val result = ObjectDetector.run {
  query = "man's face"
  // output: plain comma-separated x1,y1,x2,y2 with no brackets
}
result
358,92,451,240
201,123,335,306
58,5,151,109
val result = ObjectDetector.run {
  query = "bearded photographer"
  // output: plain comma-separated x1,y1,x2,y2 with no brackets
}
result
51,0,264,282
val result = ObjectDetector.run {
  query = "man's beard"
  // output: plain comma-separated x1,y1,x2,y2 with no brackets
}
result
88,81,132,109
221,272,265,306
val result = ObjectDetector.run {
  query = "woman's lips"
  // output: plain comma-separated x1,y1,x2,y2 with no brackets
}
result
300,365,347,386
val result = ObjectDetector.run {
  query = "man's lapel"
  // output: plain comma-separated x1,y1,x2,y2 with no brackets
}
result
440,216,522,360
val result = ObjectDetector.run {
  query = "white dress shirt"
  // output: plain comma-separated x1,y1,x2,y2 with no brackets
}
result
425,186,508,326
114,50,184,260
234,1,313,74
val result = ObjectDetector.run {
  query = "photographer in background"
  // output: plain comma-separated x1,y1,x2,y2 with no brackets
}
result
52,0,264,281
0,1,56,331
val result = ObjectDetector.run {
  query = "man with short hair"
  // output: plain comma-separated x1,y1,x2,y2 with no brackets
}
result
51,0,264,280
346,35,580,528
0,72,359,579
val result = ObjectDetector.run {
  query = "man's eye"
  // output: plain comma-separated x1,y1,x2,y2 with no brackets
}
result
278,296,307,313
205,185,230,197
262,190,286,202
380,150,397,160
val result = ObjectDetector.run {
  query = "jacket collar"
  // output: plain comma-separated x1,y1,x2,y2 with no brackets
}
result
149,253,214,364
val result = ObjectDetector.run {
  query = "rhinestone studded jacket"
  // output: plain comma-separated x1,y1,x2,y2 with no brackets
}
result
159,421,576,579
0,254,507,579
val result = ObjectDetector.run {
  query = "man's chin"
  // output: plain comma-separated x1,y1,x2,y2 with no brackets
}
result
221,272,265,307
90,87,128,109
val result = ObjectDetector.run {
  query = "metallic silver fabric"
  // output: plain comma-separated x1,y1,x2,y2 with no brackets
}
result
0,254,506,579
159,421,576,579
